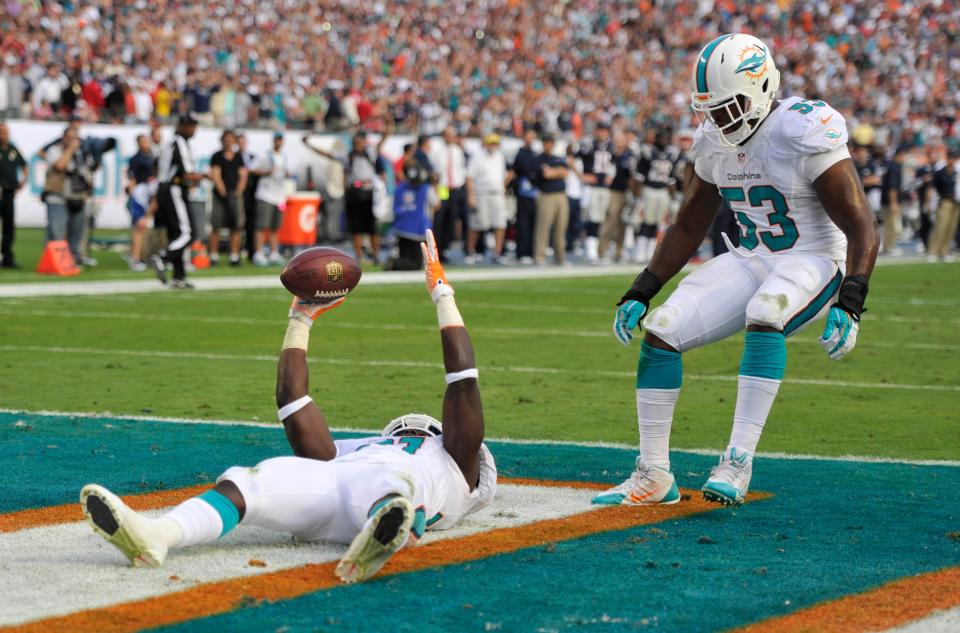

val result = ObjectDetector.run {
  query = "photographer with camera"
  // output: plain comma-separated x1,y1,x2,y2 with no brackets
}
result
42,125,91,266
387,159,437,270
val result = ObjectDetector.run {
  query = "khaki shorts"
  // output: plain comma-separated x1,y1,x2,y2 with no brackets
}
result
211,194,244,231
256,200,282,231
471,192,508,231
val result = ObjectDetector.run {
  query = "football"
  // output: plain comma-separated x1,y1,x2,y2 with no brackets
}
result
280,247,362,302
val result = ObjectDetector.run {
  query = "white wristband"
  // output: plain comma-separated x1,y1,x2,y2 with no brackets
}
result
445,368,478,384
278,395,313,421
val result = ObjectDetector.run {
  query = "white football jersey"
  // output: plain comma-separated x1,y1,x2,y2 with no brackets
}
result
694,96,851,261
333,435,497,531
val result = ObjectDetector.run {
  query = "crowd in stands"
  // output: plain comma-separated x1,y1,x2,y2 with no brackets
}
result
1,1,959,150
1,0,959,275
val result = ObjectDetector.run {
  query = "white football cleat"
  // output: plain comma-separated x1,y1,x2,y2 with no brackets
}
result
591,457,681,505
335,494,414,583
702,448,753,506
80,484,170,567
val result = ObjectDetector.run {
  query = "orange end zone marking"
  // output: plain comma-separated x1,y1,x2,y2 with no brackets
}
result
735,565,960,633
0,482,770,633
0,485,211,533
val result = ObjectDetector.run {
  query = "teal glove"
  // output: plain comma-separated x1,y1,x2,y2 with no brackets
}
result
613,300,647,346
819,307,859,360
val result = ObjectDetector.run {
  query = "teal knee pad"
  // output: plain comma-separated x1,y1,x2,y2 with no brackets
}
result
198,489,241,537
636,341,682,390
739,331,786,380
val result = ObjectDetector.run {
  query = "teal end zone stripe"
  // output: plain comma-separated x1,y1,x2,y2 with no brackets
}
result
784,271,843,336
636,341,682,390
198,489,241,537
739,331,787,381
696,34,732,92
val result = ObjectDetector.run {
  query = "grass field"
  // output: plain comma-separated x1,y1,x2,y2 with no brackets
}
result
1,260,957,459
2,259,959,632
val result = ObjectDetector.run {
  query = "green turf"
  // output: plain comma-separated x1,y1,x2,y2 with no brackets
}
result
0,228,383,283
0,262,958,460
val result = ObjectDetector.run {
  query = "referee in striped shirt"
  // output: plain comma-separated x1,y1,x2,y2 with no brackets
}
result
152,114,204,289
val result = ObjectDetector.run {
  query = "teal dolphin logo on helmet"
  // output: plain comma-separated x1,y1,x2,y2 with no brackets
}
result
735,46,767,75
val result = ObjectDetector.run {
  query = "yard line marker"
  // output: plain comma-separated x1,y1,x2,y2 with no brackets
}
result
3,409,960,467
1,344,957,393
0,308,955,350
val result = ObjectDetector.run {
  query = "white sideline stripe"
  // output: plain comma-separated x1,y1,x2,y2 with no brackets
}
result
0,255,936,299
3,408,960,467
0,265,638,298
0,308,956,351
2,343,958,393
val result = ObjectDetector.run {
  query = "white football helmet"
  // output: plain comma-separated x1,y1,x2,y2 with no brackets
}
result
382,413,442,437
690,33,781,146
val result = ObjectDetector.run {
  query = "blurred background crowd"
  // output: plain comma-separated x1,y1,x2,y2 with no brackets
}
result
0,0,959,277
2,0,959,148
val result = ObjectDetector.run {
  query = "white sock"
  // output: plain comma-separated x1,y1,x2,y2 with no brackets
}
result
165,498,224,549
636,388,680,470
728,375,781,454
584,236,598,261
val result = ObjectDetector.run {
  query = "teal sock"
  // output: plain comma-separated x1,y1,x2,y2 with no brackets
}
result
198,490,241,537
729,331,786,453
739,331,786,380
636,341,682,389
635,341,682,469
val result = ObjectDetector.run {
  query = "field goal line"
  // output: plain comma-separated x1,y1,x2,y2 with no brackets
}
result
3,408,958,468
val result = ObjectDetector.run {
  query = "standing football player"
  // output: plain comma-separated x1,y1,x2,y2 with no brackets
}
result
80,229,496,583
594,33,879,507
632,128,679,263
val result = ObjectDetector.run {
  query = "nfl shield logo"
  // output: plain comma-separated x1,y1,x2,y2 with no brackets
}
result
325,261,344,283
737,153,746,164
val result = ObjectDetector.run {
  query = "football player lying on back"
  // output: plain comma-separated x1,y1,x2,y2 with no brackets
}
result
80,229,496,583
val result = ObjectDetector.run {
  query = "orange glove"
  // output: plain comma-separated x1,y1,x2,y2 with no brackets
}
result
289,296,345,325
420,229,454,303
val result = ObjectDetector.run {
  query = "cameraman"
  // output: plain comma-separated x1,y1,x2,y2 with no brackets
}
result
42,126,90,266
388,159,436,270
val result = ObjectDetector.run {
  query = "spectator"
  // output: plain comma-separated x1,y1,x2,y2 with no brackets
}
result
42,126,88,266
929,151,959,263
597,133,633,263
236,133,260,262
250,132,289,266
32,64,66,115
431,127,468,261
394,143,416,182
306,132,385,264
209,130,248,266
882,145,907,256
511,128,540,265
126,134,157,271
414,135,435,177
151,114,204,289
466,133,511,263
533,134,568,266
0,121,27,269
